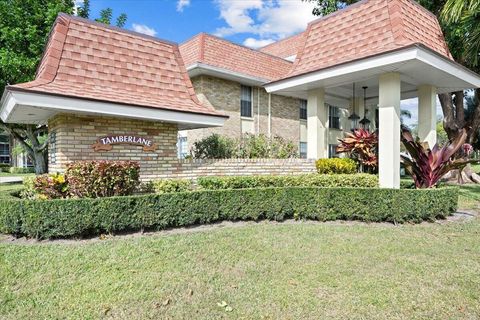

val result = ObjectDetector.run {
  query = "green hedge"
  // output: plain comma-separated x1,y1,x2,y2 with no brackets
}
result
9,167,34,174
197,174,378,189
0,187,458,239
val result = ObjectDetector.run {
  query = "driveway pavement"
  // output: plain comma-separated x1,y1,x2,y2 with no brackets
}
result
0,176,24,184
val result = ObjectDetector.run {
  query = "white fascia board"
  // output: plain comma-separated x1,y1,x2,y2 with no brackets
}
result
264,47,418,93
415,48,480,88
1,90,226,127
265,46,480,93
186,63,268,86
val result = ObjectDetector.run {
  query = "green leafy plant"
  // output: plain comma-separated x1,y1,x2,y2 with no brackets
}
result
236,134,298,159
27,173,69,200
315,158,357,174
0,186,458,239
336,129,378,169
9,167,35,174
401,126,475,188
66,161,140,198
191,134,236,159
153,179,193,194
197,174,378,189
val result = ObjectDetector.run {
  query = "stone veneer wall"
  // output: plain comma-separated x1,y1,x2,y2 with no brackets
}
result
48,114,179,180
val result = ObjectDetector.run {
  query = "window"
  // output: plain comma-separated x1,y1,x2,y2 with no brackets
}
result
49,131,56,165
329,105,340,129
299,142,307,159
0,135,9,164
240,85,252,118
177,136,188,159
329,144,338,158
299,100,307,120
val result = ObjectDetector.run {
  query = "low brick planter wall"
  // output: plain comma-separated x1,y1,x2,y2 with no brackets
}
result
143,158,317,180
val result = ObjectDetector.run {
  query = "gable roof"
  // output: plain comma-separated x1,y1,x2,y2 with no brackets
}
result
8,14,224,118
259,32,305,59
179,33,293,82
284,0,452,79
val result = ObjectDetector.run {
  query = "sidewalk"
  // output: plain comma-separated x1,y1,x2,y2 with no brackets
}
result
0,176,24,184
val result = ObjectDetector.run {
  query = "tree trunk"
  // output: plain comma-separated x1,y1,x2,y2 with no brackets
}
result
33,150,47,174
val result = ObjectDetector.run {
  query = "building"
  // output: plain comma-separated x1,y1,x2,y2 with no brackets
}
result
1,0,479,187
178,32,353,159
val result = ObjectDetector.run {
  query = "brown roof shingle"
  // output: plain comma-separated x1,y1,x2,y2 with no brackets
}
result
259,32,305,59
9,14,224,118
180,33,293,81
284,0,452,79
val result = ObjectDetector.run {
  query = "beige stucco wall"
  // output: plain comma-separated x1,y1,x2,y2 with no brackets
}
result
48,114,179,180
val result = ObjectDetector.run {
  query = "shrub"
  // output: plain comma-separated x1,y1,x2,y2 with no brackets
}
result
315,158,357,174
236,134,298,159
191,133,298,159
0,186,458,239
197,174,378,189
337,129,378,169
0,163,10,172
27,173,69,200
191,134,236,159
65,161,139,198
9,167,34,174
152,179,193,194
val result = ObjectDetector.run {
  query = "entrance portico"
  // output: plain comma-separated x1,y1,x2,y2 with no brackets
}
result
266,47,480,188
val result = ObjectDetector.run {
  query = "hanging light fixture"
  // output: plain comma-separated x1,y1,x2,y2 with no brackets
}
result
359,86,371,130
348,83,360,130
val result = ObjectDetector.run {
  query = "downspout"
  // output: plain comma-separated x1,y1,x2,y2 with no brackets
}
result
257,87,260,134
268,93,272,137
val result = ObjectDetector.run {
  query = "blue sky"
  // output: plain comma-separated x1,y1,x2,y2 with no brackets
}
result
84,0,316,48
82,0,440,126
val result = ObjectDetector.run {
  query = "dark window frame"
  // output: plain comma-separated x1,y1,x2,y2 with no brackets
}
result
240,85,253,118
329,105,341,129
299,100,307,120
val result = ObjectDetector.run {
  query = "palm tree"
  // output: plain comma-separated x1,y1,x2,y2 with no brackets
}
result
441,0,480,67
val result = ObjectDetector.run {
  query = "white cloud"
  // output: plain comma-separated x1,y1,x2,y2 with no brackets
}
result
177,0,191,12
213,0,316,44
243,37,275,49
132,23,157,37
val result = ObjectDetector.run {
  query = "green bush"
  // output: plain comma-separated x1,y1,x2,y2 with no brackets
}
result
0,163,10,172
152,179,193,194
9,167,34,174
191,134,236,159
197,174,378,189
236,134,298,159
30,173,69,199
316,158,357,174
191,133,298,159
0,187,458,239
66,161,139,198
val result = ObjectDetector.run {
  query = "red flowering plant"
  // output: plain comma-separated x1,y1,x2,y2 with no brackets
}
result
400,126,475,188
336,129,378,172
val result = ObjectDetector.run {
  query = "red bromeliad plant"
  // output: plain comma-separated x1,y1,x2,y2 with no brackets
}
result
336,129,378,169
401,126,474,188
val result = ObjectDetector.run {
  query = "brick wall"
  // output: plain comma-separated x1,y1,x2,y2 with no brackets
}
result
48,114,316,181
48,114,179,179
169,158,316,180
181,76,302,149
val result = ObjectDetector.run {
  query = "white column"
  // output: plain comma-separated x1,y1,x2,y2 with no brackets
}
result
417,85,437,148
378,73,401,189
307,88,328,159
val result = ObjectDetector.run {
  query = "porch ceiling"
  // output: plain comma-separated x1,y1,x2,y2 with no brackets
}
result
264,45,480,108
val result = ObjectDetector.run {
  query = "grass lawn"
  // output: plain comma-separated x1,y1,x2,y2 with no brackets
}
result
0,183,479,319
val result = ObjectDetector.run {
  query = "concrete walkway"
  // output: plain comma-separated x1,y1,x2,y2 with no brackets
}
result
0,176,24,184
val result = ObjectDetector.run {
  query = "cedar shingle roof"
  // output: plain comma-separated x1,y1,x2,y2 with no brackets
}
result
9,14,224,118
259,32,305,59
179,33,293,81
284,0,452,79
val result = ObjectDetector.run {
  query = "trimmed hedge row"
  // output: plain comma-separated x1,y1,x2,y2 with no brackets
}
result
0,186,458,239
197,174,378,190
